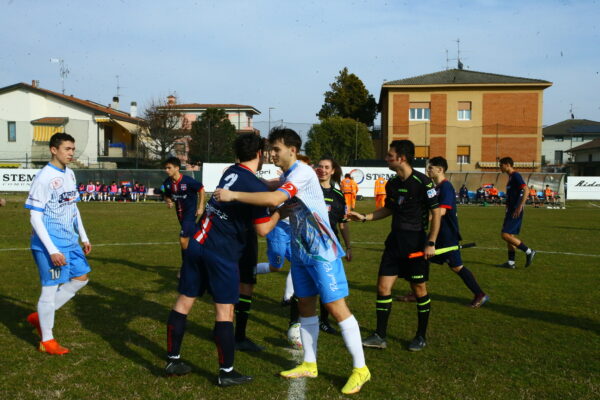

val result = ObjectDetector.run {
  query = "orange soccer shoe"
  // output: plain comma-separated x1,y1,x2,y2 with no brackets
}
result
27,312,41,337
39,339,70,355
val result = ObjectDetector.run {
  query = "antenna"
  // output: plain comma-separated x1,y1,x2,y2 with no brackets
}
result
456,38,464,70
569,104,575,119
116,75,121,97
445,49,449,70
50,58,70,94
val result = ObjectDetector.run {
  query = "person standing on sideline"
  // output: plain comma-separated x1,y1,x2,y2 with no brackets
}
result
374,176,387,209
498,157,536,269
341,173,355,210
25,132,92,355
347,140,441,352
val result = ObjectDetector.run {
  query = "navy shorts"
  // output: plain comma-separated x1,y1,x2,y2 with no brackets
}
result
502,211,523,234
180,220,197,238
430,249,463,268
178,239,239,304
379,231,429,283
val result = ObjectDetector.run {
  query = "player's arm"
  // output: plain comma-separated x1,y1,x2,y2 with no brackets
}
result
513,185,528,218
259,177,282,191
346,207,393,222
426,207,441,259
214,188,289,208
253,209,282,237
339,222,352,261
75,207,92,255
30,210,66,266
197,187,206,216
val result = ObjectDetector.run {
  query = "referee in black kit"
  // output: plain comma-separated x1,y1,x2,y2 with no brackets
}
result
347,140,441,352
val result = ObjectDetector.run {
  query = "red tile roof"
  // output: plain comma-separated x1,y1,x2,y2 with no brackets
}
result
166,103,260,114
31,117,69,125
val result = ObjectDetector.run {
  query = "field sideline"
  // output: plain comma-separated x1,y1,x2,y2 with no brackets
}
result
0,197,598,400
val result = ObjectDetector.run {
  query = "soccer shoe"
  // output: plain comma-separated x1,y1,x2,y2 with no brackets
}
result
396,291,417,302
470,293,490,309
408,335,427,352
27,312,41,337
38,339,69,355
280,362,318,379
362,333,387,349
281,298,292,307
235,337,264,352
341,365,371,395
217,369,253,387
165,359,192,376
497,262,516,269
525,250,536,268
319,320,338,335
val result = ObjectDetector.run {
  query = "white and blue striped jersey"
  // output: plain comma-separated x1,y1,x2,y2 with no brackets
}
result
276,161,345,264
25,163,82,251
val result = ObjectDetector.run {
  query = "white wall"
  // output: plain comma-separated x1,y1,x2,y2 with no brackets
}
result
567,176,600,199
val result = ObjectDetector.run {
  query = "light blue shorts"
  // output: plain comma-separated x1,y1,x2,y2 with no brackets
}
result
32,246,91,286
291,258,349,304
266,223,291,269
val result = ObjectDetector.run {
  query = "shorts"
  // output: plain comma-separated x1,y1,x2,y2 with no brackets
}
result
178,239,239,304
430,249,463,268
239,233,258,285
180,220,197,238
379,231,429,283
32,246,91,286
266,223,291,269
502,211,523,235
291,258,349,304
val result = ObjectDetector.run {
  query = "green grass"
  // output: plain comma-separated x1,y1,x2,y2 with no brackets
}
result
0,196,599,399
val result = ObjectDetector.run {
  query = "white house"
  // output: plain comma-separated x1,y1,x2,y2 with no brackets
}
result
542,119,600,171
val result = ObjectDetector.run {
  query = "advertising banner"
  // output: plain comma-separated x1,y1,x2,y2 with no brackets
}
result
0,169,39,192
566,176,600,200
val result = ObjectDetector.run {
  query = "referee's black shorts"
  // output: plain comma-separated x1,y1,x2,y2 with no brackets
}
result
239,233,258,285
379,230,429,283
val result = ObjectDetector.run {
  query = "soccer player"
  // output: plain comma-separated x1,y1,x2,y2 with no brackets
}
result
528,185,540,208
214,128,370,395
459,184,469,205
85,180,95,202
347,140,441,352
498,157,536,269
24,132,92,355
544,185,556,207
374,176,387,209
109,181,118,201
426,157,488,308
164,133,281,387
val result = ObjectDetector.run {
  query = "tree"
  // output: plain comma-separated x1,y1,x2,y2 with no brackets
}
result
140,97,187,161
188,108,237,163
305,117,375,165
317,67,378,127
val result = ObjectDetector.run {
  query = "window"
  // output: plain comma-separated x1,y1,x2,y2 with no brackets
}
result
573,136,583,142
414,146,429,158
409,102,430,121
457,145,470,164
7,121,16,142
457,102,472,121
554,150,563,164
555,136,563,142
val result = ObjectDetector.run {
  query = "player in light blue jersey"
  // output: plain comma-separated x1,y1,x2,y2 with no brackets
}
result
214,127,370,395
24,133,91,355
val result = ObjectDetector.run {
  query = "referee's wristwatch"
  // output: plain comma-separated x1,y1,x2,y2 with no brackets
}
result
427,241,435,247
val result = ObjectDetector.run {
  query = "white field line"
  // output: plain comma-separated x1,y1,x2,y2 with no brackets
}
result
589,202,600,208
284,348,306,400
2,240,600,258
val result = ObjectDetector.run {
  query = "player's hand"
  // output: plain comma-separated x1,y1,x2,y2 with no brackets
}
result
50,252,67,267
345,248,352,262
213,188,235,202
166,200,174,209
512,205,523,218
345,211,365,222
82,242,92,255
424,245,435,260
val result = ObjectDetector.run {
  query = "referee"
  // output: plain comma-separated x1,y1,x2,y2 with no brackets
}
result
347,140,441,351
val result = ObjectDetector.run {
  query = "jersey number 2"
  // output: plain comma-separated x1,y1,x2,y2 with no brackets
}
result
223,173,239,190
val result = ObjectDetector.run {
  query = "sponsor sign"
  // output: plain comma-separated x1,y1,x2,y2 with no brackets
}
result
0,169,39,191
567,176,600,200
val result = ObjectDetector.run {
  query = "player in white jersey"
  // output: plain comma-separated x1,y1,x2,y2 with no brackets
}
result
214,127,370,395
24,133,92,355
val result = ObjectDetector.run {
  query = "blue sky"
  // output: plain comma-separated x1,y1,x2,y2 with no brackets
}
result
1,0,598,128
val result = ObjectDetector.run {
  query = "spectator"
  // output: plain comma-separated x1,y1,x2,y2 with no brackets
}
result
120,185,130,202
528,185,540,208
488,184,499,205
459,184,469,204
138,182,147,202
476,185,486,204
544,185,556,207
109,181,118,202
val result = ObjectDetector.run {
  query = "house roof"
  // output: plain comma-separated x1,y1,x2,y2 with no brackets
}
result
543,119,600,136
568,138,600,152
166,103,261,114
0,82,143,124
383,68,552,87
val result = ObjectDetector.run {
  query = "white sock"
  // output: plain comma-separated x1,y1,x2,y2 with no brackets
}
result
508,260,515,265
283,271,294,301
55,279,88,310
525,249,532,255
256,262,271,274
339,315,366,368
38,285,58,342
299,316,319,363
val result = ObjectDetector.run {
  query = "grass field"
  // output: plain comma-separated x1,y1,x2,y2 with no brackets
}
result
1,195,599,400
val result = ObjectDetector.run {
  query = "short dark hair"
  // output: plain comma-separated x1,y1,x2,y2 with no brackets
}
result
234,133,266,162
344,173,351,178
163,156,181,168
389,140,415,165
499,157,514,167
49,132,75,149
268,127,302,152
429,156,448,172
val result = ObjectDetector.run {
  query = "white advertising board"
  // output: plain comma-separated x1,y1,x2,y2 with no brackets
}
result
566,176,600,200
0,169,39,192
202,163,424,198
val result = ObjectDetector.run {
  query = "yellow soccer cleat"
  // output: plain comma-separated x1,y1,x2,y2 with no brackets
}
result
280,361,318,379
341,365,371,395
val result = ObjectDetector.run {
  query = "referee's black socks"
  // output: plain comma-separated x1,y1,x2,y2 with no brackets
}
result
214,321,235,371
235,295,252,341
167,310,187,359
457,267,483,296
416,295,431,338
375,295,392,338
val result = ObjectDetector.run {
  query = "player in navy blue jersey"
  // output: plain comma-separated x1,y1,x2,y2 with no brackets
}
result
498,157,536,269
161,157,205,273
164,133,282,387
426,157,488,308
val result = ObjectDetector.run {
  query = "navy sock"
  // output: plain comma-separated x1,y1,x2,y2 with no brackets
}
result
508,250,516,262
516,242,529,253
235,295,252,341
213,321,235,370
375,295,392,338
416,295,431,338
167,310,187,359
289,296,299,325
457,267,483,295
319,300,329,323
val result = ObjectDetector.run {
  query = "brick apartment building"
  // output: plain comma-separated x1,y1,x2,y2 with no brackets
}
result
379,68,552,171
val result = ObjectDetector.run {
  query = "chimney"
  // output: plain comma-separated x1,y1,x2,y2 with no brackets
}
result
31,80,39,88
112,96,120,110
130,101,138,118
167,95,176,105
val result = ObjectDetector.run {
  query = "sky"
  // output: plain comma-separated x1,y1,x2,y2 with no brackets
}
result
1,0,599,130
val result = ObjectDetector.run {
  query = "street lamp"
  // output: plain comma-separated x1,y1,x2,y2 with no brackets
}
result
268,107,275,134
